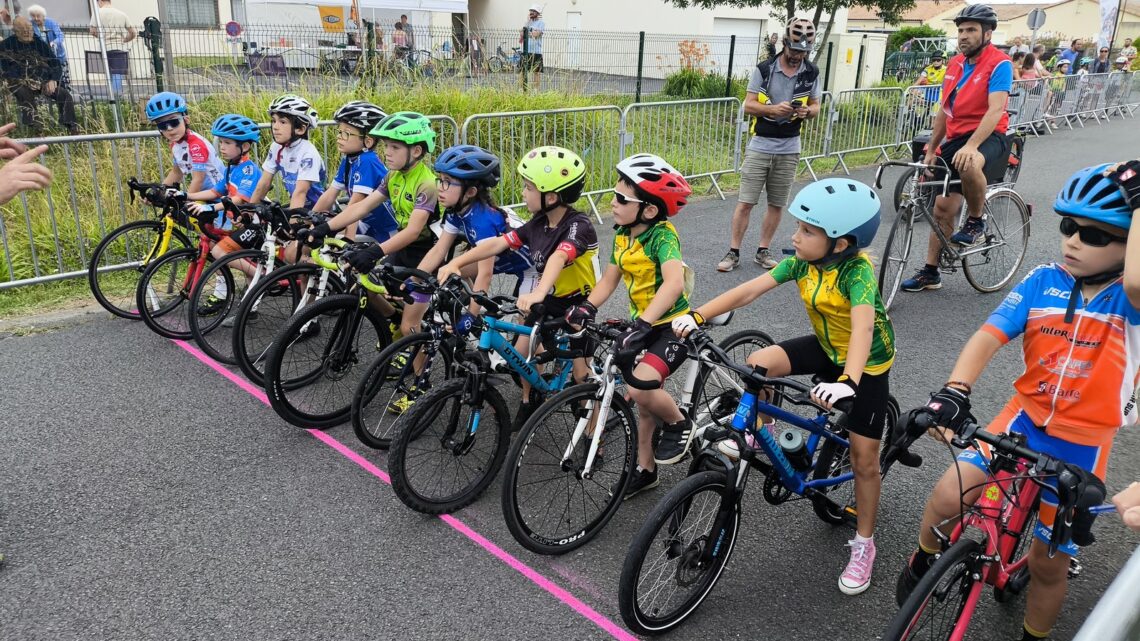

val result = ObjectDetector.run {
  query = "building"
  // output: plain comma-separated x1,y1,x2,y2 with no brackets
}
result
848,0,964,34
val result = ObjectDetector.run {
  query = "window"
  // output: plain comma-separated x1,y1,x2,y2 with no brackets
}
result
166,0,219,28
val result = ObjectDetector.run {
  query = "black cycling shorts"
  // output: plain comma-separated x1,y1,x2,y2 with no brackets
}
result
639,325,688,382
937,132,1011,194
777,335,891,440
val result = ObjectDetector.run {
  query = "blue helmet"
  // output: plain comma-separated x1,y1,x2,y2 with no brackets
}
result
788,178,881,249
434,145,501,188
145,92,188,121
1054,164,1132,230
211,114,261,142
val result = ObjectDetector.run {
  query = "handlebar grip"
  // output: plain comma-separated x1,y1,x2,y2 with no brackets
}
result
620,358,662,391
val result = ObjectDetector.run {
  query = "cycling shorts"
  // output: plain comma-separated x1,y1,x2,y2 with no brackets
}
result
777,335,891,440
956,398,1107,557
937,132,1011,194
639,325,688,382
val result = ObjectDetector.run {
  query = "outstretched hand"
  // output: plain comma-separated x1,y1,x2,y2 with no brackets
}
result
0,144,52,206
0,123,30,161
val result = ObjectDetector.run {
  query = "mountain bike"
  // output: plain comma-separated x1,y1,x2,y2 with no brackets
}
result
617,329,900,635
87,179,192,319
386,277,593,515
875,155,1031,311
881,410,1113,641
500,312,773,555
264,239,412,429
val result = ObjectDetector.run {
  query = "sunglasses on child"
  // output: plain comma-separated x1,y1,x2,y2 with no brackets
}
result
612,190,645,206
1059,216,1128,246
155,116,183,131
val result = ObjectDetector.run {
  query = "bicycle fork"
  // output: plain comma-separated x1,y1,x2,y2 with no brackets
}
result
439,366,485,455
561,378,616,479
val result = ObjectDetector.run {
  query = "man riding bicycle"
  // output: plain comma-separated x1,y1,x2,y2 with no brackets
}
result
902,4,1014,293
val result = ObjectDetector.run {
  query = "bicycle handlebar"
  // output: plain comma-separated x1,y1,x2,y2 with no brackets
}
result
873,159,952,198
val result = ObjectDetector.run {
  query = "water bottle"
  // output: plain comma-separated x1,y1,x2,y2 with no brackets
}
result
779,428,812,471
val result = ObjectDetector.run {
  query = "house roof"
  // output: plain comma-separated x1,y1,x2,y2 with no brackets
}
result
849,1,965,22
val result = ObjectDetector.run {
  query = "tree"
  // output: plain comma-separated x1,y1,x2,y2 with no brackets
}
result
887,25,947,52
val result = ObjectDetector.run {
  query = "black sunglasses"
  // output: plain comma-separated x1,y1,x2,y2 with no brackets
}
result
155,117,183,131
1059,216,1127,247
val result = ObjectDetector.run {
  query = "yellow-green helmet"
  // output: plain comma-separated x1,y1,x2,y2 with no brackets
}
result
517,146,585,194
370,111,436,153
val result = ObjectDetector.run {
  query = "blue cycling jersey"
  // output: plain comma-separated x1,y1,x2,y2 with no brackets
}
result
443,201,533,275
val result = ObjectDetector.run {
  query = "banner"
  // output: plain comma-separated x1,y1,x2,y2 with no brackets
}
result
1099,0,1118,49
317,5,346,33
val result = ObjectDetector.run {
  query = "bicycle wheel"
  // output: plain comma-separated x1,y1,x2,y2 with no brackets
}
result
388,378,512,514
618,470,740,635
188,249,268,365
487,56,504,73
88,220,192,319
884,537,983,641
232,263,339,388
350,331,455,450
501,382,637,555
879,208,916,311
265,293,393,429
962,188,1030,293
811,396,898,525
135,248,201,340
688,330,775,439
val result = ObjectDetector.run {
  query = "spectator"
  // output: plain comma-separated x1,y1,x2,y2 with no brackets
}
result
26,5,66,86
400,13,414,49
1122,37,1137,63
0,8,12,40
0,16,78,135
1007,36,1027,55
1091,45,1111,73
88,0,136,96
1020,53,1039,80
392,21,407,61
1011,51,1025,79
1031,43,1048,75
1061,38,1083,66
521,4,544,91
765,32,778,60
468,32,484,77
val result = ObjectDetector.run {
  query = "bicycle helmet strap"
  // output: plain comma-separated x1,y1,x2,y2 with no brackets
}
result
1064,267,1123,323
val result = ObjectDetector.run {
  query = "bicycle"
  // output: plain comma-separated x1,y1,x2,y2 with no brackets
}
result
487,44,521,73
875,155,1031,311
500,312,773,555
87,179,193,319
880,410,1112,641
386,277,594,515
263,239,410,429
186,200,294,364
617,329,900,635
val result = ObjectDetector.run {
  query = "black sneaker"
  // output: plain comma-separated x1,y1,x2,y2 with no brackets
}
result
950,216,986,245
655,418,695,465
895,562,921,606
513,400,539,432
901,268,942,292
623,465,660,499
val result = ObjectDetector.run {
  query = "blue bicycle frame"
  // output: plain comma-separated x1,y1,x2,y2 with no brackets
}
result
729,389,853,494
478,315,576,396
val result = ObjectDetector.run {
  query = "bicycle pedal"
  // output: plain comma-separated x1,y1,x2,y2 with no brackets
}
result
1068,557,1082,579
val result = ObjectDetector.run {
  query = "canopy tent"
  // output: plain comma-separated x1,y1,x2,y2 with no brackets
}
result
245,0,468,11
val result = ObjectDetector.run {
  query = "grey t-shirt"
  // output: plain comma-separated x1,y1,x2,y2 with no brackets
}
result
525,19,545,55
746,61,822,155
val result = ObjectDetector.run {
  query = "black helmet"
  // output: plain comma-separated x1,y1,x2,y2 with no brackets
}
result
932,51,945,60
954,4,998,30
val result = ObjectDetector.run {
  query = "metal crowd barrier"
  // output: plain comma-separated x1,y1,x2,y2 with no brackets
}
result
621,98,740,200
461,105,623,222
828,87,905,174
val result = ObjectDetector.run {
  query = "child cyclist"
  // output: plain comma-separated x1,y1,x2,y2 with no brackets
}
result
672,178,893,595
896,163,1140,641
390,144,534,414
145,92,225,206
250,94,326,211
309,101,395,242
189,114,263,258
563,153,695,498
436,146,599,431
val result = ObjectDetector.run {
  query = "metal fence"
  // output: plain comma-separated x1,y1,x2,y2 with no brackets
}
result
2,74,1138,290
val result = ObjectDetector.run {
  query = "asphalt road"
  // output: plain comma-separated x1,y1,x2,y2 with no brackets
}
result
2,117,1139,641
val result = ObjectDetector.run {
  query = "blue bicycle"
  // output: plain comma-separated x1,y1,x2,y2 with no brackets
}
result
617,328,898,635
387,276,595,515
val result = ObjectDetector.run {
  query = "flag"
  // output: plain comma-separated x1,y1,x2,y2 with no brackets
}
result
317,5,346,33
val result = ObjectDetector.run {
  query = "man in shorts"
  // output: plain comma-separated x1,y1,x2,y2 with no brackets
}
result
521,5,544,91
718,18,821,272
901,4,1013,292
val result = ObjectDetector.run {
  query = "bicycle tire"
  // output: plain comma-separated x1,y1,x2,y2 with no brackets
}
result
265,293,393,429
88,220,192,319
878,209,916,311
884,537,984,641
487,57,504,73
809,396,899,525
231,263,339,388
618,470,740,635
688,330,775,440
1006,135,1025,185
388,378,512,514
962,188,1030,293
501,382,637,555
188,249,269,365
350,331,455,450
135,248,201,340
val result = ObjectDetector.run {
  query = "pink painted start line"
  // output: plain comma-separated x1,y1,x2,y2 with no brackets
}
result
172,340,638,641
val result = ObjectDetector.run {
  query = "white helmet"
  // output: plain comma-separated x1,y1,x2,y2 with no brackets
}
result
268,94,319,130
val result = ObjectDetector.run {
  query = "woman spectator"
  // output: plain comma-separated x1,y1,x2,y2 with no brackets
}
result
26,5,67,86
392,21,408,61
1011,51,1026,80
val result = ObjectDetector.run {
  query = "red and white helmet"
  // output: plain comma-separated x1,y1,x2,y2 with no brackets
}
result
615,153,692,217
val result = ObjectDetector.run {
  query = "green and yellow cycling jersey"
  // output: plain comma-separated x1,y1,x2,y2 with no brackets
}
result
611,221,689,325
382,161,439,241
769,254,895,374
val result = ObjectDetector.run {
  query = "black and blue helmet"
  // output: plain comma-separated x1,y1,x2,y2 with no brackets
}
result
1054,164,1132,230
433,145,501,188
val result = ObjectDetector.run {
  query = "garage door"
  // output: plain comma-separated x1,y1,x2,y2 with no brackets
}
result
712,17,766,75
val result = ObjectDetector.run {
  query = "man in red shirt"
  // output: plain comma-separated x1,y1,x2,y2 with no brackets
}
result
902,4,1014,293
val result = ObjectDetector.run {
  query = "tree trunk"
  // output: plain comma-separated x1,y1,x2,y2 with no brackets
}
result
812,8,836,65
785,0,795,23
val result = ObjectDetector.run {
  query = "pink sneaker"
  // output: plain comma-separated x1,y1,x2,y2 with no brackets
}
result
838,537,876,595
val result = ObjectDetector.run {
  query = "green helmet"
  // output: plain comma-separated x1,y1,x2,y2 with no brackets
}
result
370,111,436,153
517,146,585,194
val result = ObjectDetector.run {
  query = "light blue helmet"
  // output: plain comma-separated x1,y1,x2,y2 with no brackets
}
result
145,92,188,121
788,178,881,249
1054,164,1132,230
211,114,261,142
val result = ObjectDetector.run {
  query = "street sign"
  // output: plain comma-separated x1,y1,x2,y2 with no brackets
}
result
1027,9,1047,30
225,21,242,37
